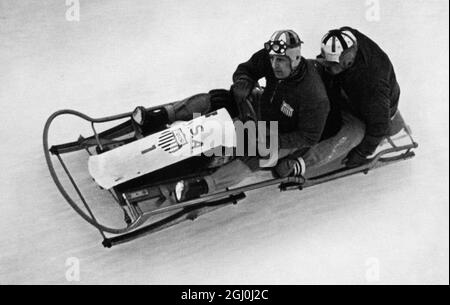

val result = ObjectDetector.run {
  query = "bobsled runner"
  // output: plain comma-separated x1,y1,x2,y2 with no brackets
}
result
43,102,418,248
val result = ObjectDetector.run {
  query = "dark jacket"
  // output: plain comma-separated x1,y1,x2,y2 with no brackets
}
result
233,49,330,152
334,27,401,155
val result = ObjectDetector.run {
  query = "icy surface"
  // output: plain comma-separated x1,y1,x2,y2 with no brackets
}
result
0,0,448,284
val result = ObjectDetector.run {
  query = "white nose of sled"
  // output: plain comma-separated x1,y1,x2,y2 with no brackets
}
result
88,108,236,190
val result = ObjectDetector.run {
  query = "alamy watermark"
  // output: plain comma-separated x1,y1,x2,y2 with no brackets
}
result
65,257,80,282
65,1,380,23
365,257,380,283
365,0,381,22
175,113,279,168
65,0,80,22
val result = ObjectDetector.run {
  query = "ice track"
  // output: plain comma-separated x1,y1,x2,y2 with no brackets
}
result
0,0,448,284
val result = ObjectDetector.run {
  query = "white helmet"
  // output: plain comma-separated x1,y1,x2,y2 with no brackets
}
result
321,29,357,63
265,29,303,70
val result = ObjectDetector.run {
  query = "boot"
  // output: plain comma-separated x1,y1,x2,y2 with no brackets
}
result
174,178,209,202
132,106,170,134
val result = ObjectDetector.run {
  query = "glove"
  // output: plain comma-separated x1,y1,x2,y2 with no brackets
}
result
343,147,369,168
274,156,305,178
231,79,254,105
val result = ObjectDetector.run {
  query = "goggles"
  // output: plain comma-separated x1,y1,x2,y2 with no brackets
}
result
264,40,288,55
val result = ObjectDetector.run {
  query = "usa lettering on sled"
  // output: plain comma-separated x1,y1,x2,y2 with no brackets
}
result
43,105,418,248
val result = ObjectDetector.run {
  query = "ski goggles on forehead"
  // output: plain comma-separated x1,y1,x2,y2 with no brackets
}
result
264,40,288,54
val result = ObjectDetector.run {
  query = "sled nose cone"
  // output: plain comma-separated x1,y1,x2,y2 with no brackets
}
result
132,106,146,126
88,154,113,189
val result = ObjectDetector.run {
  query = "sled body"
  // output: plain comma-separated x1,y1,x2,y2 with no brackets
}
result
43,103,418,248
88,108,235,189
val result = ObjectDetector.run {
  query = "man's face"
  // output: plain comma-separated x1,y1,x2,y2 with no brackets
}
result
320,47,357,75
270,55,292,79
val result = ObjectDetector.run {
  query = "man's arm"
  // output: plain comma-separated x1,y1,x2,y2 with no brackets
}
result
273,98,330,178
233,49,271,84
279,98,330,151
231,49,271,112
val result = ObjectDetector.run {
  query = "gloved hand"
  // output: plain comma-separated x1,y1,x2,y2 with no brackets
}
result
274,156,305,178
343,147,369,168
231,79,254,106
